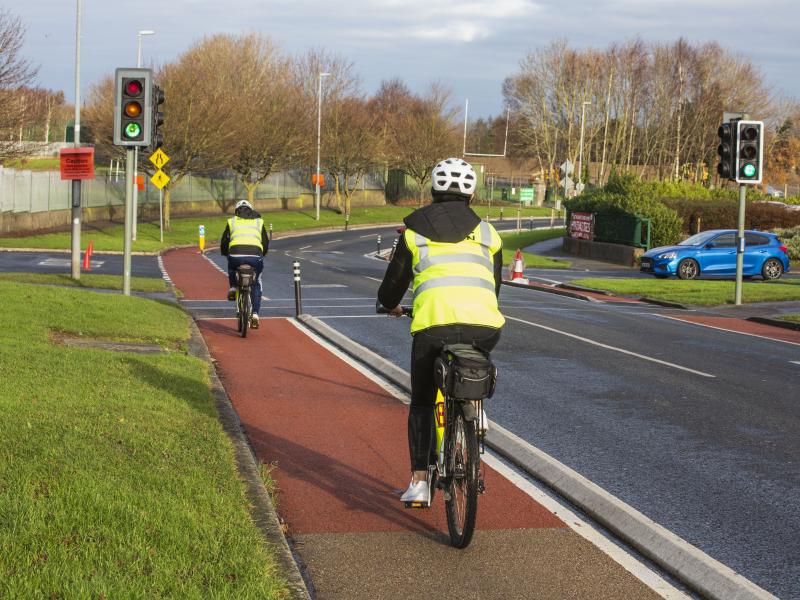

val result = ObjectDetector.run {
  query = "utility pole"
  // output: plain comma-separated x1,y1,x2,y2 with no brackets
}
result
577,101,591,194
70,0,82,280
315,72,329,221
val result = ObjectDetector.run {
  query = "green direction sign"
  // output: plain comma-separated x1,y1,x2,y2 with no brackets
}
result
519,187,534,202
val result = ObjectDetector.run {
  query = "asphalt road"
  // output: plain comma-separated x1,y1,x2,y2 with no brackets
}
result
0,250,161,278
193,224,799,600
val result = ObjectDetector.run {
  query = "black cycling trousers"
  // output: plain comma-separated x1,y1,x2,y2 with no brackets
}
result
408,324,501,471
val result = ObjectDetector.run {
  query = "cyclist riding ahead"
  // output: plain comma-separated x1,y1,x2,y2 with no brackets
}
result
220,199,270,329
378,157,505,505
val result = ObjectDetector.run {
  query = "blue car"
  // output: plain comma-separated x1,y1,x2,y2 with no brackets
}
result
640,229,790,280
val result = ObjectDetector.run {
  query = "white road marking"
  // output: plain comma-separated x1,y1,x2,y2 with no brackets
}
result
333,267,347,272
359,233,378,238
302,250,343,254
311,260,323,265
656,314,800,348
39,258,105,268
299,245,311,250
529,276,563,285
323,239,342,245
156,255,173,285
317,314,386,318
364,276,383,282
506,315,716,378
291,319,690,600
791,361,800,365
304,284,347,288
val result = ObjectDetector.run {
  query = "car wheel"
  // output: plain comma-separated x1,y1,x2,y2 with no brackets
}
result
762,258,784,281
677,258,700,280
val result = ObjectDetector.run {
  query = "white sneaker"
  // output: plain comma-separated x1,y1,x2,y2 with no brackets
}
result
227,287,236,301
400,479,430,504
250,314,260,329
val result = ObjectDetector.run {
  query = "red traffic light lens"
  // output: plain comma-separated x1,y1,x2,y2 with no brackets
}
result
741,126,758,141
125,80,143,96
124,101,142,118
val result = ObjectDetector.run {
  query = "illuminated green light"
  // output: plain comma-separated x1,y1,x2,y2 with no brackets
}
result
741,163,757,178
124,122,141,138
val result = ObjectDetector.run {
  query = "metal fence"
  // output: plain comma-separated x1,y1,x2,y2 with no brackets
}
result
0,166,386,215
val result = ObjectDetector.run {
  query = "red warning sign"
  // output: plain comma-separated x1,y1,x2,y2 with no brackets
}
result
60,147,95,181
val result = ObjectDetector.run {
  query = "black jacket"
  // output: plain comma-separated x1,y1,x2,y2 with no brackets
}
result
220,206,270,257
377,200,503,310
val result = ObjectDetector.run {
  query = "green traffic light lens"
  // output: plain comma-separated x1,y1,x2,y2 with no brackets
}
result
742,163,757,178
124,122,141,138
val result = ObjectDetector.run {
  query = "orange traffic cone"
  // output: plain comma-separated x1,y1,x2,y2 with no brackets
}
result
87,240,94,259
82,249,90,271
510,249,528,284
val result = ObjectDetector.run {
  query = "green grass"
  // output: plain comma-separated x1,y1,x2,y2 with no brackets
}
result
0,205,552,254
0,272,166,293
571,277,800,305
0,282,289,598
777,313,800,323
500,228,571,269
1,157,61,171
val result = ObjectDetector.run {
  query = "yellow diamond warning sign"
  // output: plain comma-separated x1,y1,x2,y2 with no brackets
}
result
149,148,170,168
150,169,170,190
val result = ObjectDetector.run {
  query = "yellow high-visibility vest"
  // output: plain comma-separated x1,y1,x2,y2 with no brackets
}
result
404,221,505,333
228,216,263,252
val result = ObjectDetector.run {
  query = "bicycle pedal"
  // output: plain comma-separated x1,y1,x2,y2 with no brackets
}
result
403,500,431,509
478,478,486,494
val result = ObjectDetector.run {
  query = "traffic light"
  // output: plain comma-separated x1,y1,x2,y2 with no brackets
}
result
113,68,152,147
716,122,736,181
735,120,764,185
150,85,165,149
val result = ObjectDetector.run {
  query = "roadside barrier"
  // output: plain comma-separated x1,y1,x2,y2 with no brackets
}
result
293,261,302,316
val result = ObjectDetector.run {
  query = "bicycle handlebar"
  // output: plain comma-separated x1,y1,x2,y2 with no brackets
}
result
375,301,413,317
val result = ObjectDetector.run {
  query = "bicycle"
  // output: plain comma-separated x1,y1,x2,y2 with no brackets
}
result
378,304,497,548
235,264,256,338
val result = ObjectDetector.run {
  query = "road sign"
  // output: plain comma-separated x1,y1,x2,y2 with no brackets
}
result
519,187,534,202
149,148,170,168
150,169,170,190
560,160,574,175
576,182,586,193
559,176,575,190
59,147,95,180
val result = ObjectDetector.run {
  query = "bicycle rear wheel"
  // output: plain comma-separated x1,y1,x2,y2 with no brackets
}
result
444,405,479,548
239,290,250,338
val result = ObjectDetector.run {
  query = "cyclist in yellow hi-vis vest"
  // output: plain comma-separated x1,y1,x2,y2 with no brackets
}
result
220,200,270,329
378,158,504,505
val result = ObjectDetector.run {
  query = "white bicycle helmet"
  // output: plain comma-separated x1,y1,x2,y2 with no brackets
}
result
235,199,253,211
431,158,477,196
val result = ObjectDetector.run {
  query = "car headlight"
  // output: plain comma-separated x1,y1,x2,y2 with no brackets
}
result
658,252,678,260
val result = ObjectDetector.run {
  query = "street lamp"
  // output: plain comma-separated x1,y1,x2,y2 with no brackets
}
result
133,29,155,240
577,100,591,194
315,72,330,221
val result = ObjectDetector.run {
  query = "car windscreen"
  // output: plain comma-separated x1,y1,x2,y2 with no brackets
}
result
678,231,717,246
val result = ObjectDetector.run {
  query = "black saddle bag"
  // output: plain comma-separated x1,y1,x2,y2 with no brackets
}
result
236,265,255,287
434,343,497,400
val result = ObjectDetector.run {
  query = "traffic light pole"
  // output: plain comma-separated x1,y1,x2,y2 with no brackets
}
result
70,0,82,280
734,183,746,306
123,148,135,296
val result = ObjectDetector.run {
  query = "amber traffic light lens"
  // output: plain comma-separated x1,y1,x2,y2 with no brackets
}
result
741,126,758,141
125,80,143,96
741,145,757,160
124,101,142,118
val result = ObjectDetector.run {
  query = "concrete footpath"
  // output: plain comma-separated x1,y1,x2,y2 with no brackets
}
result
162,247,669,600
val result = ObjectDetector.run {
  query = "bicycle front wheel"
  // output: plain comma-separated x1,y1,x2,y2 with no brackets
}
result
445,406,479,548
240,292,250,338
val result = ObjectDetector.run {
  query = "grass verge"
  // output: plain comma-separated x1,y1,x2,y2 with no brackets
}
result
777,313,800,323
571,277,800,305
0,205,551,253
0,282,289,598
0,272,166,293
500,228,571,269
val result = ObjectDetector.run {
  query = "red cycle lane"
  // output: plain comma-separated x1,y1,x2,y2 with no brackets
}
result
164,248,662,600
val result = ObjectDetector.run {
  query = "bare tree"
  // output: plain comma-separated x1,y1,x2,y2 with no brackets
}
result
0,10,38,160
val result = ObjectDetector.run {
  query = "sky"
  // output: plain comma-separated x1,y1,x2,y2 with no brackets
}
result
7,0,800,122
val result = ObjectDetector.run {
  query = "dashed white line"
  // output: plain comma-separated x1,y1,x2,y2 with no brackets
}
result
359,233,378,238
311,260,323,265
506,315,716,378
299,245,312,250
324,239,342,245
791,361,800,366
364,276,383,282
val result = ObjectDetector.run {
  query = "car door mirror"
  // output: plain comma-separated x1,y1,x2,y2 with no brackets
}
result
705,242,715,249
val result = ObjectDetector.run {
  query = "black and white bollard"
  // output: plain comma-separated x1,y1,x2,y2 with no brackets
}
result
500,207,504,222
293,261,302,317
390,239,397,260
345,213,350,230
376,235,382,256
269,223,273,241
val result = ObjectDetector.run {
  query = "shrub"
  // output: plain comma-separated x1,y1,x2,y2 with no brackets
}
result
773,226,800,261
664,199,800,233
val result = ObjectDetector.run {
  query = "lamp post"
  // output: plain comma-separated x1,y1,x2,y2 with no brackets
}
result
70,0,82,280
315,72,330,221
132,29,155,240
577,100,591,195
